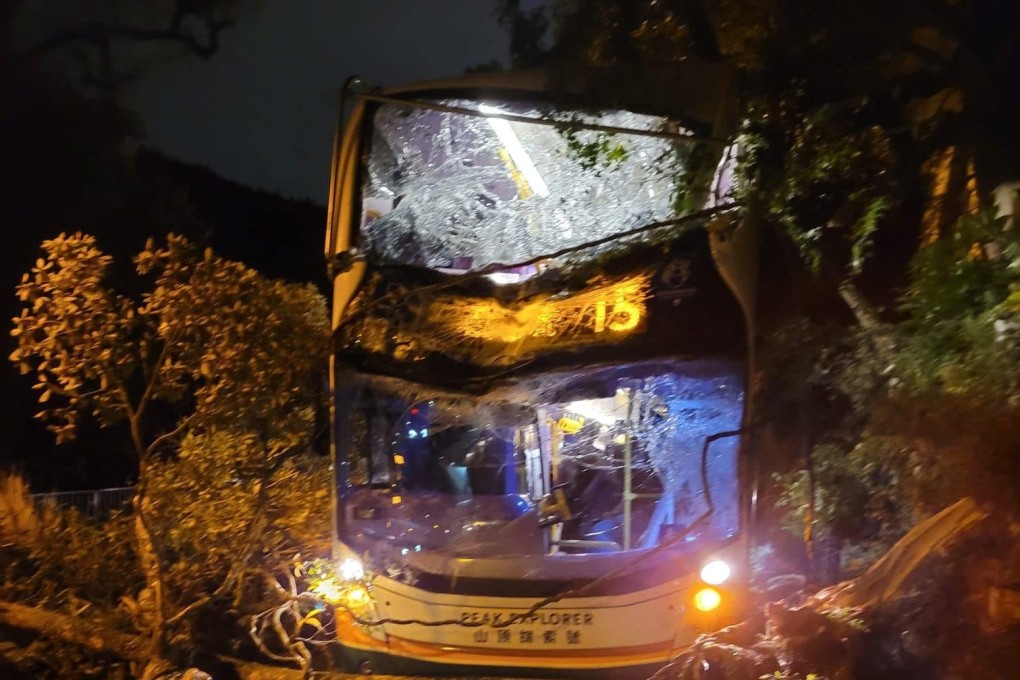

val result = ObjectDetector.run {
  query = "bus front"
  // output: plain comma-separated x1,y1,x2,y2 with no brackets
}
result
323,72,757,677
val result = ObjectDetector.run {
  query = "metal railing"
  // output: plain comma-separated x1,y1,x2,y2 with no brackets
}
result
31,486,135,521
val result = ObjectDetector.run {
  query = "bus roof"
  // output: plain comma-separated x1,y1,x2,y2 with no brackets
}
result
367,62,738,136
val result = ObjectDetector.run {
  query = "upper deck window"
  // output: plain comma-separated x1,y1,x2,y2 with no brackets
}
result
360,99,688,276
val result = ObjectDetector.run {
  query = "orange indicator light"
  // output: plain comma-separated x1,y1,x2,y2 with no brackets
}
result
693,587,722,612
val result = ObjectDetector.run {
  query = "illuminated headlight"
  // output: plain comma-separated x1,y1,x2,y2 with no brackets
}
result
693,587,722,612
699,559,731,585
311,577,343,603
345,584,371,607
339,557,365,581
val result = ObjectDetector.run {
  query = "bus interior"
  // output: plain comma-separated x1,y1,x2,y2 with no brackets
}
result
340,359,742,565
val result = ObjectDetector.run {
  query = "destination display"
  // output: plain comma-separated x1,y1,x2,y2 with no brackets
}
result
335,229,745,385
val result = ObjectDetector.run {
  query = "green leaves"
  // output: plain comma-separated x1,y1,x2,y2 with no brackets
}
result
741,102,898,276
896,203,1020,397
768,195,1020,565
147,429,331,605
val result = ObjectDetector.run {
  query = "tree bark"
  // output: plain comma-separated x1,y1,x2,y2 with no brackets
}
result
0,600,151,661
838,282,896,362
0,600,308,680
133,482,168,652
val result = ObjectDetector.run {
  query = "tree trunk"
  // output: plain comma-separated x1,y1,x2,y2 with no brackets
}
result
134,490,168,652
0,600,151,661
0,600,308,680
838,282,896,361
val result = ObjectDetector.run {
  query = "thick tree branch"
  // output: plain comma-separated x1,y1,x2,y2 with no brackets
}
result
839,282,896,362
678,0,722,61
136,330,179,426
145,414,195,458
0,600,151,661
18,1,237,91
0,599,309,680
215,438,317,606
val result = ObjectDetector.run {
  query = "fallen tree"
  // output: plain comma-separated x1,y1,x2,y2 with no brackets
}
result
3,498,1017,678
0,598,310,680
652,498,1020,680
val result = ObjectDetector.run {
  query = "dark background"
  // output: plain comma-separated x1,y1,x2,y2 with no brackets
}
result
1,1,518,490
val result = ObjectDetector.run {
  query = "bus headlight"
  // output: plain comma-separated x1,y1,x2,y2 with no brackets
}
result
345,584,371,607
693,587,722,612
699,559,731,585
339,557,365,581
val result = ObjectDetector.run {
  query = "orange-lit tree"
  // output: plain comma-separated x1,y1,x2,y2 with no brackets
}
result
9,232,329,666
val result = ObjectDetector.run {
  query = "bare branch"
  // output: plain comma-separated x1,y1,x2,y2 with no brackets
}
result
18,1,238,90
135,330,179,425
145,413,195,458
166,595,210,627
26,17,235,61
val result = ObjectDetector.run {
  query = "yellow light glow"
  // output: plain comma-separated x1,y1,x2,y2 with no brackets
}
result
605,296,641,332
613,434,627,445
435,274,650,346
391,495,402,505
700,560,732,585
693,587,722,612
481,104,549,198
393,454,405,465
497,147,534,199
310,577,372,612
345,585,370,607
311,577,343,604
339,558,365,581
557,416,585,434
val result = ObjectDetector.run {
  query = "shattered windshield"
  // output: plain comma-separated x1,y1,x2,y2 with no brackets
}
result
339,360,742,560
359,99,689,274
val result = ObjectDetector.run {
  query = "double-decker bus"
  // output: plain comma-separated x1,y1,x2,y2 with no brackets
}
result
323,69,759,677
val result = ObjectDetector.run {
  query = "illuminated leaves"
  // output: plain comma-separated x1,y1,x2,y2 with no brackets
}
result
10,232,329,454
147,430,331,608
10,232,140,442
547,0,1001,280
895,203,1020,396
134,234,329,440
9,231,332,638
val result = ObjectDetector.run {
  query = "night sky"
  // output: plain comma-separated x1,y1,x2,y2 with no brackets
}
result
125,0,512,203
1,1,514,489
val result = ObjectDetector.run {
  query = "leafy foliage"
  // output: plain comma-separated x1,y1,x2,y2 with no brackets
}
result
896,204,1020,396
774,440,920,569
740,103,897,274
546,0,1020,282
0,471,140,612
769,197,1020,569
559,118,629,175
10,234,140,443
8,232,330,655
148,430,331,603
10,232,329,450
